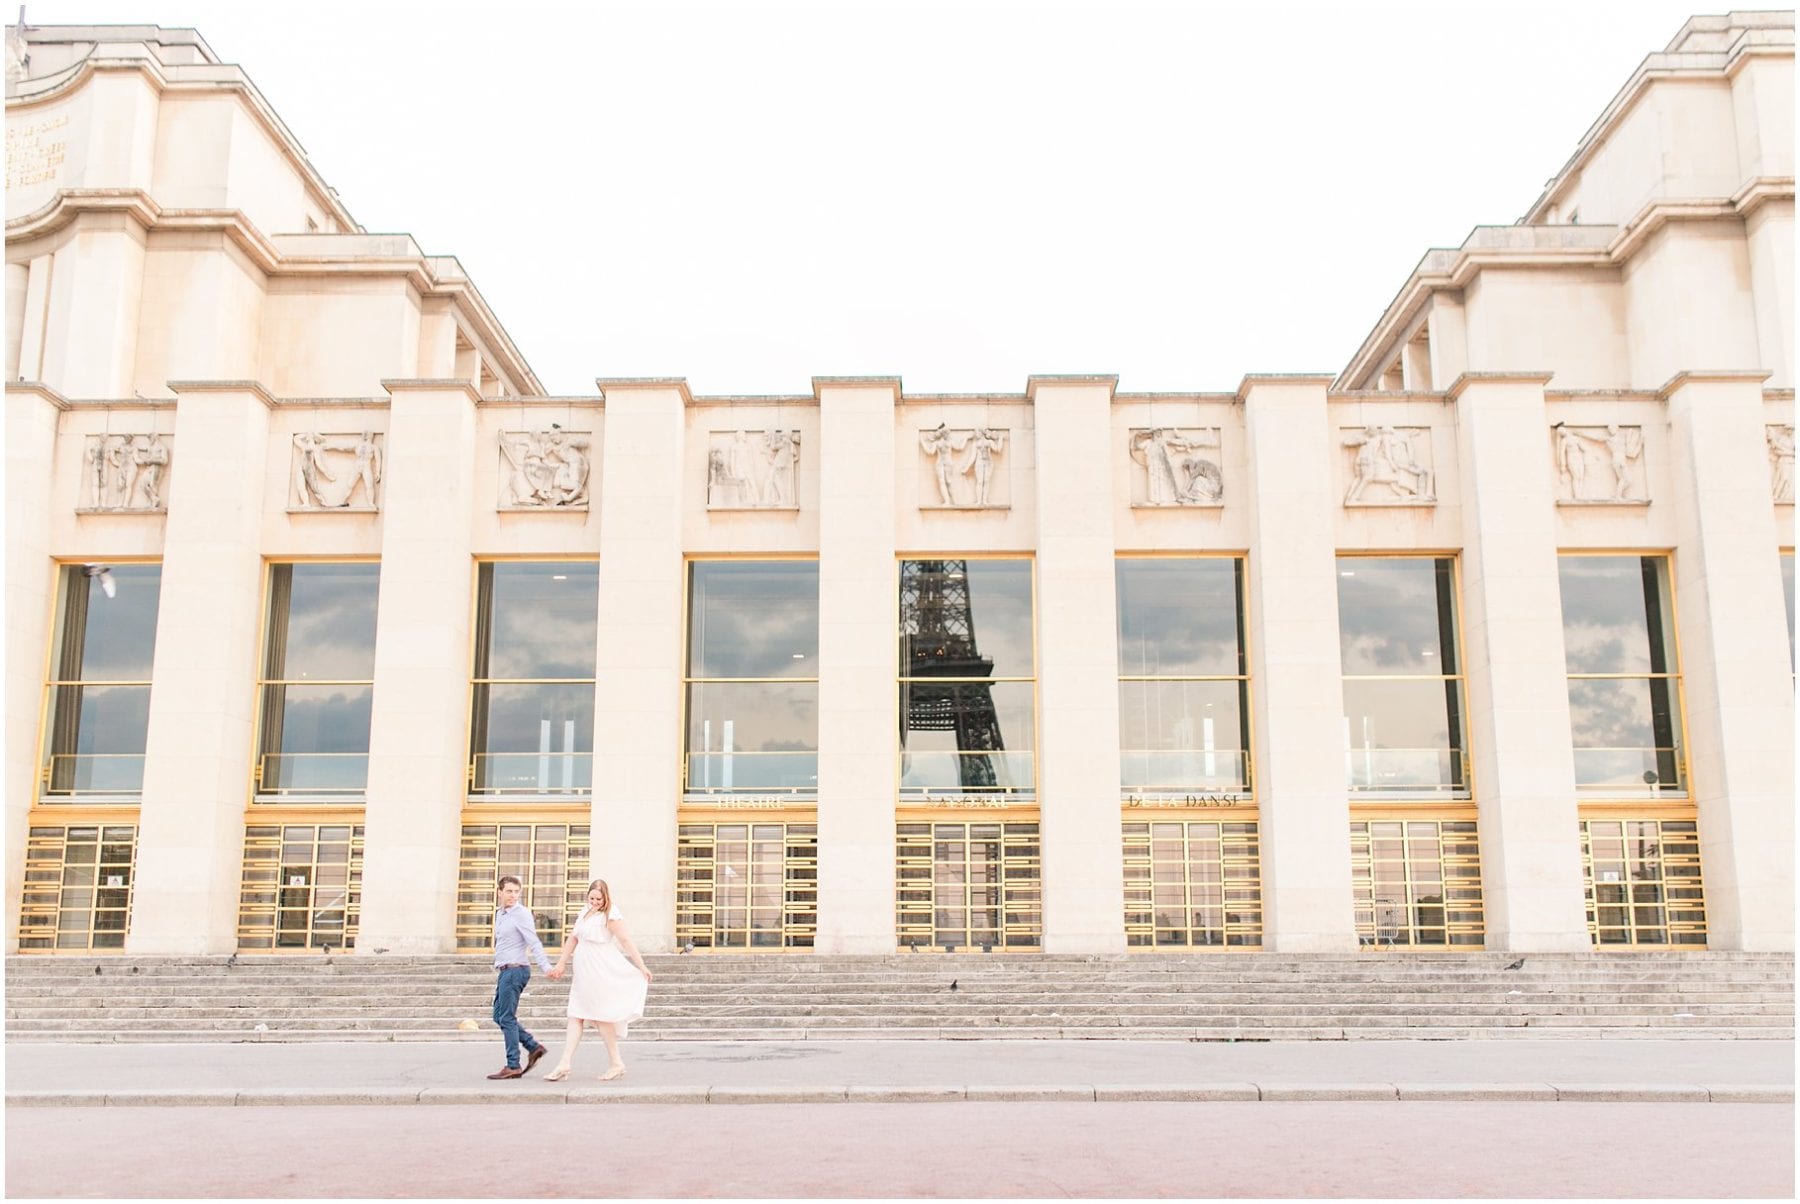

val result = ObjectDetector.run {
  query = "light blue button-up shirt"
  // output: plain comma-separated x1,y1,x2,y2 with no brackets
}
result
492,903,552,972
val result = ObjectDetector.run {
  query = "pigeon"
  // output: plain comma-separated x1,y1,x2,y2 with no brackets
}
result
949,979,959,991
679,940,695,954
1504,957,1525,970
374,948,390,955
93,964,101,975
226,952,239,968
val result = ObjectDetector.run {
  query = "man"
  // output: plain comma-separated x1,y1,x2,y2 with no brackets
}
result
487,875,552,1079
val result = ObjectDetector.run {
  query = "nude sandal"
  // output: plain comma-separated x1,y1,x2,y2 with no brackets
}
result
544,1067,570,1082
599,1065,626,1081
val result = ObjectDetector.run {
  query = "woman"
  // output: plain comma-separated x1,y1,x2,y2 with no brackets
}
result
544,879,652,1081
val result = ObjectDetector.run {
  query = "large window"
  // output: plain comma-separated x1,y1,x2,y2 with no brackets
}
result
236,823,363,950
1337,557,1468,797
42,563,161,796
896,821,1041,949
1115,558,1250,794
1558,555,1686,795
16,824,137,950
676,822,818,948
455,822,589,949
684,561,819,794
1122,820,1261,947
1350,819,1484,947
1781,552,1794,671
470,562,598,795
256,563,380,795
1580,818,1705,946
899,559,1035,794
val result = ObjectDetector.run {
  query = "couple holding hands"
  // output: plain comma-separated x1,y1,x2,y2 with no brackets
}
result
488,875,653,1082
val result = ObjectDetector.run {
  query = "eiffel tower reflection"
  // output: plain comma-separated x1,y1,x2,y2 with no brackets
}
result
899,560,1004,788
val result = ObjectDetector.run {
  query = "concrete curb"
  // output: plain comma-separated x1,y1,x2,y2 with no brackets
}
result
6,1083,1791,1107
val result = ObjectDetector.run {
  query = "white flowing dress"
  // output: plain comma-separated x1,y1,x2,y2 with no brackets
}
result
566,906,647,1034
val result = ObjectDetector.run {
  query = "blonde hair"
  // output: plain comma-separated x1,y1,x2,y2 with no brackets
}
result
582,878,612,919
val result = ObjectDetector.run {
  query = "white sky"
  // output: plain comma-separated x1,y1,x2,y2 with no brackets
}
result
38,0,1718,395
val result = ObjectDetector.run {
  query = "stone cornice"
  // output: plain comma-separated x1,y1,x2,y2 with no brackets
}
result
1327,389,1449,403
1113,391,1239,403
6,45,360,233
5,189,163,240
166,379,278,408
1338,183,1795,391
5,198,543,397
1445,372,1556,400
1657,370,1775,398
1522,22,1794,223
812,376,903,403
1025,375,1118,402
4,381,71,410
1235,373,1335,402
595,378,695,406
380,379,483,406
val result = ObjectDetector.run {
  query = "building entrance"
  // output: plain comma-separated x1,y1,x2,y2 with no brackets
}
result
896,819,1041,950
676,820,817,948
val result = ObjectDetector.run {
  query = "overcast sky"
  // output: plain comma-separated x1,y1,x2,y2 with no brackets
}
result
41,0,1714,395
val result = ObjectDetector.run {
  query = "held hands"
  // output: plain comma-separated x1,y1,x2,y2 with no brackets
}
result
547,964,566,981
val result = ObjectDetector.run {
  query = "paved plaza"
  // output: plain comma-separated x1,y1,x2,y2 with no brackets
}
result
6,1036,1792,1106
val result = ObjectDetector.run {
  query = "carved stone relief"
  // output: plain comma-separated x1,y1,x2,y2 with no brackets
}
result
499,430,591,509
1552,423,1645,504
291,431,384,511
707,430,800,509
1341,425,1434,505
919,425,1008,508
1129,427,1223,506
1769,424,1794,504
81,433,171,512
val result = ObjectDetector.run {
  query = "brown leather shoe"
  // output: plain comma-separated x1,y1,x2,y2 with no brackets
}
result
487,1067,524,1080
525,1046,548,1075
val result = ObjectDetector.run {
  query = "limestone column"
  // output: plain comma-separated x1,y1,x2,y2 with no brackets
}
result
128,381,273,953
4,383,68,951
38,215,149,398
1449,373,1590,951
814,378,900,952
1661,371,1794,951
1240,375,1357,952
356,380,482,953
590,379,688,952
1029,376,1125,953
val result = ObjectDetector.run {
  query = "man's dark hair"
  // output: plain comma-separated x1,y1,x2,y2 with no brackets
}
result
497,875,522,891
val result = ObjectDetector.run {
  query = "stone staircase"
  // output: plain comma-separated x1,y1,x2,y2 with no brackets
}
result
4,951,1792,1043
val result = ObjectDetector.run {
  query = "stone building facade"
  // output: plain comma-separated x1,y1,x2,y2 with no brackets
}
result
5,15,1792,957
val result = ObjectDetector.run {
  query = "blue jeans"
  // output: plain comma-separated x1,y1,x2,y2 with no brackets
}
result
491,966,541,1068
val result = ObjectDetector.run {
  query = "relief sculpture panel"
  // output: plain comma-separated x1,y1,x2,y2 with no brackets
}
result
1769,424,1794,504
1129,427,1223,507
1342,425,1434,506
919,425,1007,509
499,430,592,509
1552,423,1646,504
81,434,171,512
707,430,800,509
290,432,385,511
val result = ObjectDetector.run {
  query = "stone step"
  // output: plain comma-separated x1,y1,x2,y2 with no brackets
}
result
4,1026,1786,1043
10,995,1790,1017
10,981,1786,999
7,952,1784,1044
8,1008,1787,1031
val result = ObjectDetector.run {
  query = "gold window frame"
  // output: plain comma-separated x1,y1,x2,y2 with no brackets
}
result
896,554,1039,799
1336,552,1474,800
1122,813,1263,949
1349,813,1485,948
